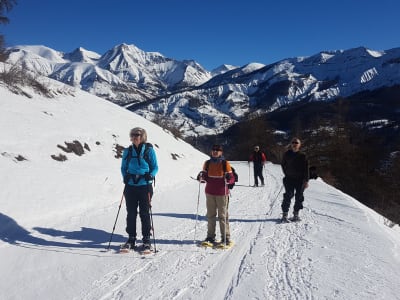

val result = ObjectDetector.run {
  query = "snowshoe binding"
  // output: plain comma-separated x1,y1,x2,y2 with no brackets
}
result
200,237,216,248
215,239,234,249
291,211,301,222
139,243,154,255
119,238,136,253
280,212,290,223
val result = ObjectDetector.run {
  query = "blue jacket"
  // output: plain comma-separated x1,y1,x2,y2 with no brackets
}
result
121,143,159,186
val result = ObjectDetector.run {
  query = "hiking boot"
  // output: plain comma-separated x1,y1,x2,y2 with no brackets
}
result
292,211,300,222
143,242,152,251
281,212,289,222
204,237,215,243
220,237,231,244
122,237,135,249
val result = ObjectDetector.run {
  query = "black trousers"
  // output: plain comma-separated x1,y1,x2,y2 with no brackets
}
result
253,164,264,185
281,177,304,213
124,184,153,242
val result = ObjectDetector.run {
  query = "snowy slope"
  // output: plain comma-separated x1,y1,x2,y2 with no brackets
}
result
1,84,400,300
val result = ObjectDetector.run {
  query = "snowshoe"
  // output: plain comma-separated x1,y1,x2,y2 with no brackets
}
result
215,239,234,249
119,238,136,253
200,237,216,248
139,243,154,255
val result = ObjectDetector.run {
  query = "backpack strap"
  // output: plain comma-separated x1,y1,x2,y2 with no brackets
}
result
143,143,153,170
128,143,153,169
125,143,155,185
125,145,133,173
222,160,227,173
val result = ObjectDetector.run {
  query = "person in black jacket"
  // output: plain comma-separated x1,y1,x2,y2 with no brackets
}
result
281,138,309,222
248,145,267,187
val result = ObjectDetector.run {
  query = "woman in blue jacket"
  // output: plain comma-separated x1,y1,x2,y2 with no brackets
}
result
120,127,158,251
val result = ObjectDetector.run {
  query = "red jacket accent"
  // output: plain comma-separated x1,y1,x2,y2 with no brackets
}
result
249,151,266,163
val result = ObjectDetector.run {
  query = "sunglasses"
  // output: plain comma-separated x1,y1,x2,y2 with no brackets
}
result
291,141,299,145
212,148,222,152
130,133,142,137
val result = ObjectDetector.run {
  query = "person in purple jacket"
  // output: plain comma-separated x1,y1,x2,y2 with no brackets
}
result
198,144,235,246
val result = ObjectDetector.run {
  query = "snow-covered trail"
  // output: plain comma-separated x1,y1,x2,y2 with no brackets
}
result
68,162,319,300
1,162,400,300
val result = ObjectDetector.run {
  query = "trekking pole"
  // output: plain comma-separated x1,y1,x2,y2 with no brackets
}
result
193,180,202,243
106,191,124,250
248,162,251,186
224,179,229,249
148,191,157,253
264,164,267,183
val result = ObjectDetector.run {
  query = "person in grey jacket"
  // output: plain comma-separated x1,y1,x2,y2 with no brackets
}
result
281,137,309,222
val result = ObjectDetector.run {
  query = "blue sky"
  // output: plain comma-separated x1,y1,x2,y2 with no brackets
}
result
2,0,400,70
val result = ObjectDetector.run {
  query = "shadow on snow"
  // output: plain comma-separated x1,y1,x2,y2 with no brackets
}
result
0,212,125,249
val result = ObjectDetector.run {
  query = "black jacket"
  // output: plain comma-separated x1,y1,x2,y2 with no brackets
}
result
281,150,309,182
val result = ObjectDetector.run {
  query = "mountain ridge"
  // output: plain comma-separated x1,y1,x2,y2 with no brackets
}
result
5,44,400,137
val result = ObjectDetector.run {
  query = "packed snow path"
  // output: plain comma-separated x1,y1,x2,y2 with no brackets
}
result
1,163,400,300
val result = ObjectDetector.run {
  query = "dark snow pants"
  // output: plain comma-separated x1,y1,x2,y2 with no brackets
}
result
124,184,153,242
253,164,264,186
281,177,304,213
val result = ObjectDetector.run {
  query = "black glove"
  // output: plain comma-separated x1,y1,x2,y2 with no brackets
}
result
123,175,129,185
197,171,206,181
225,173,231,180
144,172,153,181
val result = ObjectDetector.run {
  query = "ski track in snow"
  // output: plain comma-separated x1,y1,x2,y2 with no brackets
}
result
77,164,316,300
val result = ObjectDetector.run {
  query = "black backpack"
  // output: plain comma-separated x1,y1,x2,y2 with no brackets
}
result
205,159,238,189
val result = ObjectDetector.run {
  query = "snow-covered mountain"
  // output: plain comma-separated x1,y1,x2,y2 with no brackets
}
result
132,47,400,137
5,44,400,137
210,64,239,76
1,80,400,299
6,44,212,105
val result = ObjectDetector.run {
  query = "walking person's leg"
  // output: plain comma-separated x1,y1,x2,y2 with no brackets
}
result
281,177,295,216
216,195,230,242
293,180,305,220
206,194,217,241
137,185,152,244
259,171,265,186
253,167,259,186
124,185,139,243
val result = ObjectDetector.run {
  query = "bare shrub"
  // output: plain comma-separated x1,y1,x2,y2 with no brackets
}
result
51,154,68,161
171,153,180,160
15,154,27,161
0,62,52,97
57,140,85,156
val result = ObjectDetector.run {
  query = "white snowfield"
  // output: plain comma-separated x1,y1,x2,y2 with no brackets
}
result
1,84,400,300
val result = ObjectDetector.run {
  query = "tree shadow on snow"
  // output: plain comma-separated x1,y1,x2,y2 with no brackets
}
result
0,212,125,250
